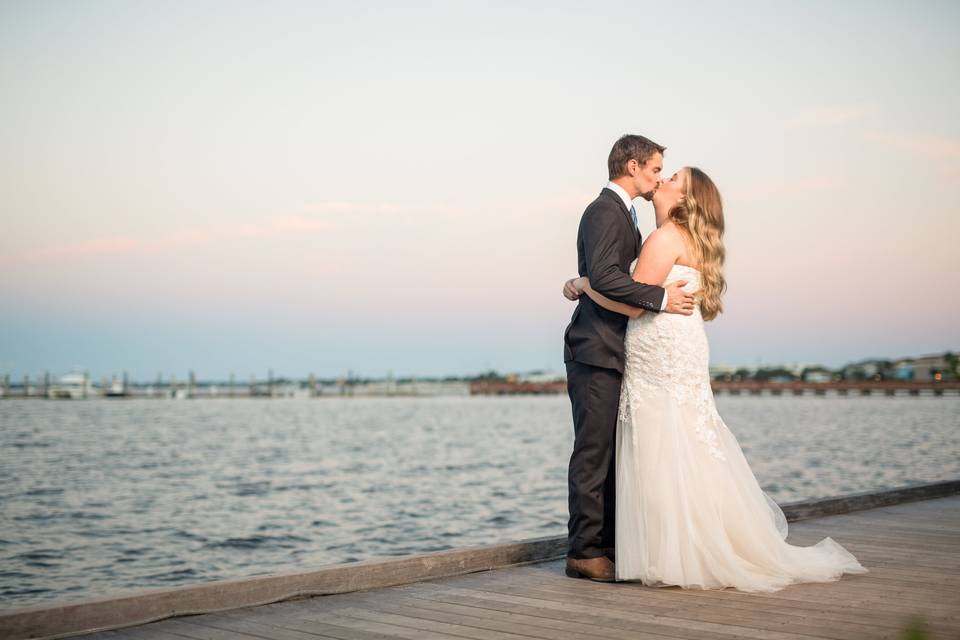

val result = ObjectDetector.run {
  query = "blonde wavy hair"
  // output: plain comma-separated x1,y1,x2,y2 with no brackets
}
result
668,167,726,321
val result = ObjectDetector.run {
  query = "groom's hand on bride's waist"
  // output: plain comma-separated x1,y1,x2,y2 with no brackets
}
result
664,281,695,315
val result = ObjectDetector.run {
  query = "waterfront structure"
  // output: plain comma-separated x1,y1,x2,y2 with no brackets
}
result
47,370,94,399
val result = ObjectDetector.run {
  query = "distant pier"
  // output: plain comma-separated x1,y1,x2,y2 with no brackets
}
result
711,380,960,396
469,381,567,395
3,377,958,399
467,380,960,396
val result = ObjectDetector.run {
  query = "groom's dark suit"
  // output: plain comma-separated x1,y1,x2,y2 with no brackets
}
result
563,187,665,560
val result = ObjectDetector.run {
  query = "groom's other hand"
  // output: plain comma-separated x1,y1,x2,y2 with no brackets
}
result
563,278,582,300
664,281,695,315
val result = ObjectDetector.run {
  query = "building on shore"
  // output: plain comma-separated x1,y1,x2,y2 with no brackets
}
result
893,352,957,382
47,371,95,399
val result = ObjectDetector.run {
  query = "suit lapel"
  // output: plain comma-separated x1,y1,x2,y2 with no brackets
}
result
600,188,641,252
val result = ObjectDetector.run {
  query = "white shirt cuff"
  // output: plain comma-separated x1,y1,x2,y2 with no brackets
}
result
660,291,668,311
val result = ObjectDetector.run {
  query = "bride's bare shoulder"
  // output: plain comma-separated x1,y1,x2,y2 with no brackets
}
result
636,222,685,272
647,220,697,265
643,221,686,253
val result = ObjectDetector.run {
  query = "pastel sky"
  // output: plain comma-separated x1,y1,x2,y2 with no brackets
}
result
2,1,958,380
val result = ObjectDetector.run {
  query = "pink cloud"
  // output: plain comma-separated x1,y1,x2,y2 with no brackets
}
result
26,236,141,260
728,176,838,203
939,164,960,178
862,130,960,160
785,106,869,129
266,214,330,233
3,213,333,266
3,197,474,268
303,200,467,217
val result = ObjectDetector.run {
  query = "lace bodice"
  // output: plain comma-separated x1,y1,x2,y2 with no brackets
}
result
662,263,701,294
620,264,726,461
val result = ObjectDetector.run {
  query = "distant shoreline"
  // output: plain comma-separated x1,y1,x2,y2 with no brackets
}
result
3,378,959,399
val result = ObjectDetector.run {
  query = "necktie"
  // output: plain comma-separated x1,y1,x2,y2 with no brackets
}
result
629,205,638,228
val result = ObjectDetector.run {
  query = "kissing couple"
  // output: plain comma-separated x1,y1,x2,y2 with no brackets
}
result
560,134,868,591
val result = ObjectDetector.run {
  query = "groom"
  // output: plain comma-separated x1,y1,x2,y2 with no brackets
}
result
562,134,695,581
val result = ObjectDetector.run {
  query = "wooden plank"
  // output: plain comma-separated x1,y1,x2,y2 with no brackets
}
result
184,609,401,640
438,583,913,640
221,604,470,640
203,607,408,640
176,612,346,640
460,570,960,625
360,584,893,638
447,557,952,597
135,618,272,640
390,583,825,640
394,582,889,640
84,629,193,640
327,597,681,640
460,580,902,634
455,562,955,612
448,563,945,609
466,567,960,612
348,591,678,639
270,607,510,640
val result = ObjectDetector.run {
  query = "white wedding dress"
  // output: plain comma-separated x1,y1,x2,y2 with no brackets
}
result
615,263,868,591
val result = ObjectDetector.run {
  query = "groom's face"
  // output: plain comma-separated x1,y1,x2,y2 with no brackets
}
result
635,153,664,201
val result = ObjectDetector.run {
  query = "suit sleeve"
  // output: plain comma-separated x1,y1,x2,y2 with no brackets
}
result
582,206,666,311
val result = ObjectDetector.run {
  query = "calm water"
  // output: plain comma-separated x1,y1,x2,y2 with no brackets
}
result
1,395,958,610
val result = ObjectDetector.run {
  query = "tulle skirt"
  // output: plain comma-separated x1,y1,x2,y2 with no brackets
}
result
615,384,869,591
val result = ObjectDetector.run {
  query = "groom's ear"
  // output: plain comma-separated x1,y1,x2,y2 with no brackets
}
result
625,158,638,176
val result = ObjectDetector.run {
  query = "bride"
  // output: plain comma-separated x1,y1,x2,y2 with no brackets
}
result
564,166,868,591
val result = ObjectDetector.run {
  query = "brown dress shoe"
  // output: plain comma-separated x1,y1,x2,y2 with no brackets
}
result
565,555,616,582
603,547,615,563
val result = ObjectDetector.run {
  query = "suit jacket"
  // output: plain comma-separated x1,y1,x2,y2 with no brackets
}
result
563,188,666,373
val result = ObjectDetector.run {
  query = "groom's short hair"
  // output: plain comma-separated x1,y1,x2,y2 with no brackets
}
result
608,134,666,180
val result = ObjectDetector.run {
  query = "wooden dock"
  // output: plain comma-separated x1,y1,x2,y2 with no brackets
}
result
4,482,959,640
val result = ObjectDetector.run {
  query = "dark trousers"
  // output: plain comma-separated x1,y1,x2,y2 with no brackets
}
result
565,360,622,559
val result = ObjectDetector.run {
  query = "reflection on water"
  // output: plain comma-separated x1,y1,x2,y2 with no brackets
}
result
1,395,958,609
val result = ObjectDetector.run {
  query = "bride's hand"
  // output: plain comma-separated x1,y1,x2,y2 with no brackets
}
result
562,277,587,300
